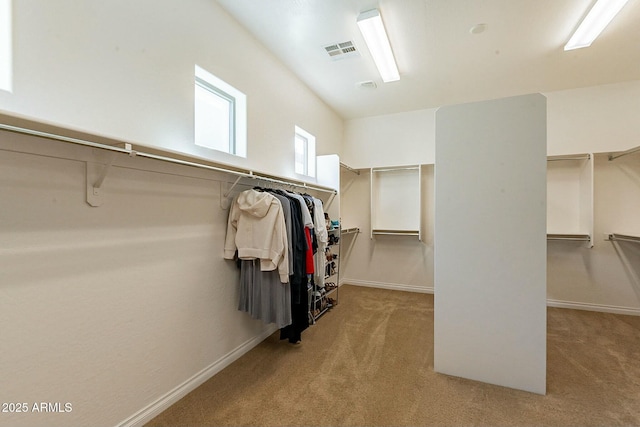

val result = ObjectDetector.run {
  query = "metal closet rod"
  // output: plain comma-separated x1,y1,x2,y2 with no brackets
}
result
609,145,640,161
372,229,420,236
608,233,640,243
546,234,591,241
0,122,337,195
341,227,360,234
547,154,590,162
372,165,419,172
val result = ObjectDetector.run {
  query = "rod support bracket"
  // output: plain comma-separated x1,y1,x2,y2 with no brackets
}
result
86,154,115,207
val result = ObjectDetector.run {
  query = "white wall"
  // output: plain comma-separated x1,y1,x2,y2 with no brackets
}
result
0,2,343,426
342,108,436,169
342,80,640,169
0,131,338,427
546,80,640,156
433,94,547,395
0,133,258,427
0,0,10,92
0,0,342,180
340,80,640,315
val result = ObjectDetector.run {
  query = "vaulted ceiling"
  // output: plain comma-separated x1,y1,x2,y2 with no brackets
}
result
215,0,640,119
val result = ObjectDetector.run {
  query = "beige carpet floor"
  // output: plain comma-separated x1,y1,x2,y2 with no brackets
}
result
146,285,640,426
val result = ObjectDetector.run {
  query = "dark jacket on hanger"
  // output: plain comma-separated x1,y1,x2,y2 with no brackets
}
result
278,191,310,343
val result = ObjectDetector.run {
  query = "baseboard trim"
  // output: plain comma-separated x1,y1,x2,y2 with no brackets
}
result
341,280,640,316
547,299,640,316
341,278,434,294
118,324,278,427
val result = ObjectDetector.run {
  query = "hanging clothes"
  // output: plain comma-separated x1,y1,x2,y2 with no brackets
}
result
224,189,289,282
223,188,328,343
278,192,310,344
285,191,313,228
224,189,292,328
269,192,294,277
311,197,328,289
238,259,291,328
304,227,314,275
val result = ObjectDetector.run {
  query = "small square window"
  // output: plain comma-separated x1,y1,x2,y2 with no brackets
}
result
294,126,316,177
194,65,246,157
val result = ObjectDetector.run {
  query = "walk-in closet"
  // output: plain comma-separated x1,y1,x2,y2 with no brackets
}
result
2,1,640,426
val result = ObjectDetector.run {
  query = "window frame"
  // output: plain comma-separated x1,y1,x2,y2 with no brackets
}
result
194,65,247,157
195,76,236,154
294,126,316,178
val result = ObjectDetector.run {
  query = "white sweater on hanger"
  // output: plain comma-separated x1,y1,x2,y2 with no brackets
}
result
224,189,289,283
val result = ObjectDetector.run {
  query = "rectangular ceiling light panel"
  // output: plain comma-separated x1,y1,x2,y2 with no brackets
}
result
564,0,631,50
357,9,400,82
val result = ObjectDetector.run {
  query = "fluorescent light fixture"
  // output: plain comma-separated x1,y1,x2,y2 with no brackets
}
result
564,0,630,50
357,9,400,82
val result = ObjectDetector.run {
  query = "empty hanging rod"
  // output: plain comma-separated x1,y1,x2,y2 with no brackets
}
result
372,229,420,236
0,123,132,155
546,234,591,241
547,154,590,162
372,166,419,172
607,233,640,243
0,122,337,195
341,227,360,235
608,145,640,161
340,162,360,175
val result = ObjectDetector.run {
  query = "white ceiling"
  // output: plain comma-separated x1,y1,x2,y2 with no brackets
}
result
215,0,640,119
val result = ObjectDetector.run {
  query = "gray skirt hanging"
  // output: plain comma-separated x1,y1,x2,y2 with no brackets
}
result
238,259,292,329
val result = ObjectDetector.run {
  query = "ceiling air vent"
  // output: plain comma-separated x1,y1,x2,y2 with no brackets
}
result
357,80,377,89
324,40,360,61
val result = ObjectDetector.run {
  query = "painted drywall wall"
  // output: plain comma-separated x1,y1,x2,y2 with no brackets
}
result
433,94,547,394
0,131,337,427
341,108,436,169
546,80,640,156
0,0,342,182
547,158,592,235
341,79,640,170
0,0,10,92
0,132,243,426
340,80,640,315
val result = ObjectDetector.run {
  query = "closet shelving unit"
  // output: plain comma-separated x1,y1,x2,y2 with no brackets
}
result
606,144,640,244
339,162,361,239
546,153,594,247
307,159,355,324
310,223,341,323
370,164,422,240
309,224,360,324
